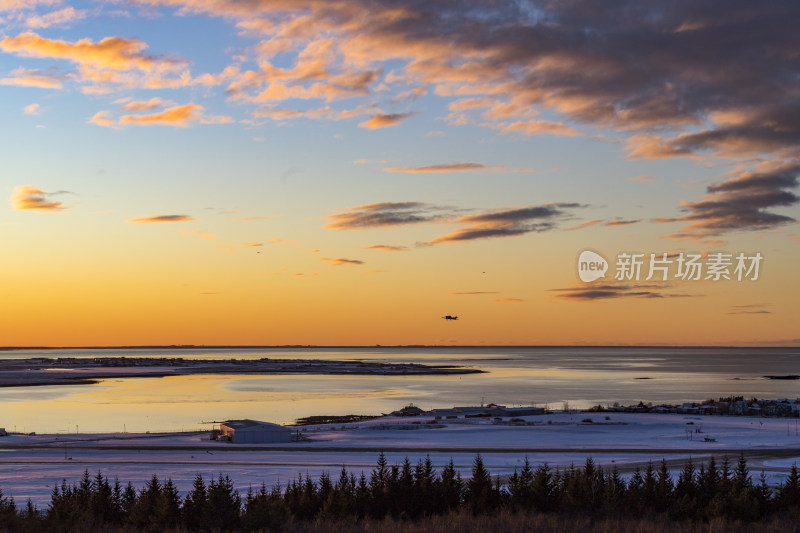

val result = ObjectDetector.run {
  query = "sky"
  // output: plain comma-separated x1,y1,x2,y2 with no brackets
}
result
1,0,798,346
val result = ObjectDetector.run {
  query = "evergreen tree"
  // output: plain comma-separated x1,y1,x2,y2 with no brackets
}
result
465,454,494,513
778,463,800,513
182,474,208,531
207,474,241,531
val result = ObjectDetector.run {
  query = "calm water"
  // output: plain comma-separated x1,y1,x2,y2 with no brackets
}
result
1,347,798,433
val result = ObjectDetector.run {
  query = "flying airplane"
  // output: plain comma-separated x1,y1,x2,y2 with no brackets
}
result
442,315,459,320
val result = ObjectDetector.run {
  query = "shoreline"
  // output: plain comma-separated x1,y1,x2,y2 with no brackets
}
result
0,356,483,387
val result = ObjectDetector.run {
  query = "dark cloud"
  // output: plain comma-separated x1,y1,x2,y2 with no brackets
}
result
550,283,699,301
431,203,585,243
729,304,772,315
567,218,640,230
319,257,364,266
325,202,447,230
657,162,799,240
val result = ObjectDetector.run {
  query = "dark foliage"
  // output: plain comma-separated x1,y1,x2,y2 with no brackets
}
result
1,455,799,532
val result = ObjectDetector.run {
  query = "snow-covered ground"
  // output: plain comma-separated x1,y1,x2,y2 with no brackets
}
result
1,412,798,507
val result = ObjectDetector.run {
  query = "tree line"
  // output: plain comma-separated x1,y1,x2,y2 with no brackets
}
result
0,453,799,531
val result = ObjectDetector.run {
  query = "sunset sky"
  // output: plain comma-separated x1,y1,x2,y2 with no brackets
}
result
1,0,798,346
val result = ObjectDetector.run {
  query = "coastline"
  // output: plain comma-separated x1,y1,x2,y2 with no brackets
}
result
0,356,483,388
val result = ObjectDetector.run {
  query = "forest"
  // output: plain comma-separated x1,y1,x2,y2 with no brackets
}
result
1,453,799,532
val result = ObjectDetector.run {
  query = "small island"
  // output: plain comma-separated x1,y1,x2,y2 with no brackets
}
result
0,356,484,387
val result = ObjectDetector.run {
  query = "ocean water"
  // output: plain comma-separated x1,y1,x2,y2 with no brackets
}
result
1,347,798,433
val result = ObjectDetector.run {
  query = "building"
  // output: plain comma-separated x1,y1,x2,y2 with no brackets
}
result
219,420,292,444
0,428,7,437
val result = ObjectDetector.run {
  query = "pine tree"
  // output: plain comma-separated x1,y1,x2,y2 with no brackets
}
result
778,463,800,512
156,478,181,529
182,474,208,531
465,454,494,513
439,458,462,512
207,474,241,531
128,474,162,530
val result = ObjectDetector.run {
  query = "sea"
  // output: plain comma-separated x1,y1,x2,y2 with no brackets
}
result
1,347,798,433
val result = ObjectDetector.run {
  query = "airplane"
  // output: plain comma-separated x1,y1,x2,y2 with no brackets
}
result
442,315,459,320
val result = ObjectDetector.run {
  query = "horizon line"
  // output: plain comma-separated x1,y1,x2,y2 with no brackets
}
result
1,344,797,350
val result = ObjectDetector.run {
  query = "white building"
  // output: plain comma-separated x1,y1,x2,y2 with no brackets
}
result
219,420,292,444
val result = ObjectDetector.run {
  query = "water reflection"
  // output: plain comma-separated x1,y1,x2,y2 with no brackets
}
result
2,347,798,433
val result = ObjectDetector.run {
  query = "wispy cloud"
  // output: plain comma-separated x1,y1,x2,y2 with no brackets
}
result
90,103,233,128
567,218,641,230
384,162,505,173
25,6,85,28
10,185,71,212
628,176,660,182
326,202,448,230
450,291,499,295
358,112,415,129
127,214,195,223
364,244,408,252
430,203,585,244
494,297,524,303
550,283,699,301
23,102,40,114
319,257,364,266
0,67,62,89
728,304,772,315
657,161,799,241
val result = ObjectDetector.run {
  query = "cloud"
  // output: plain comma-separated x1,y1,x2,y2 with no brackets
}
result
0,31,191,92
567,219,640,231
242,242,263,247
0,31,177,71
9,185,70,211
319,257,364,266
23,102,40,114
326,202,447,230
384,162,505,173
566,219,605,231
0,67,62,89
605,219,640,226
729,304,772,315
119,97,167,112
430,203,584,244
0,0,59,12
90,103,232,128
450,291,499,295
127,214,195,223
25,6,85,28
358,112,414,129
494,297,524,303
657,161,799,240
628,175,660,182
120,104,202,127
550,283,699,301
364,244,408,252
